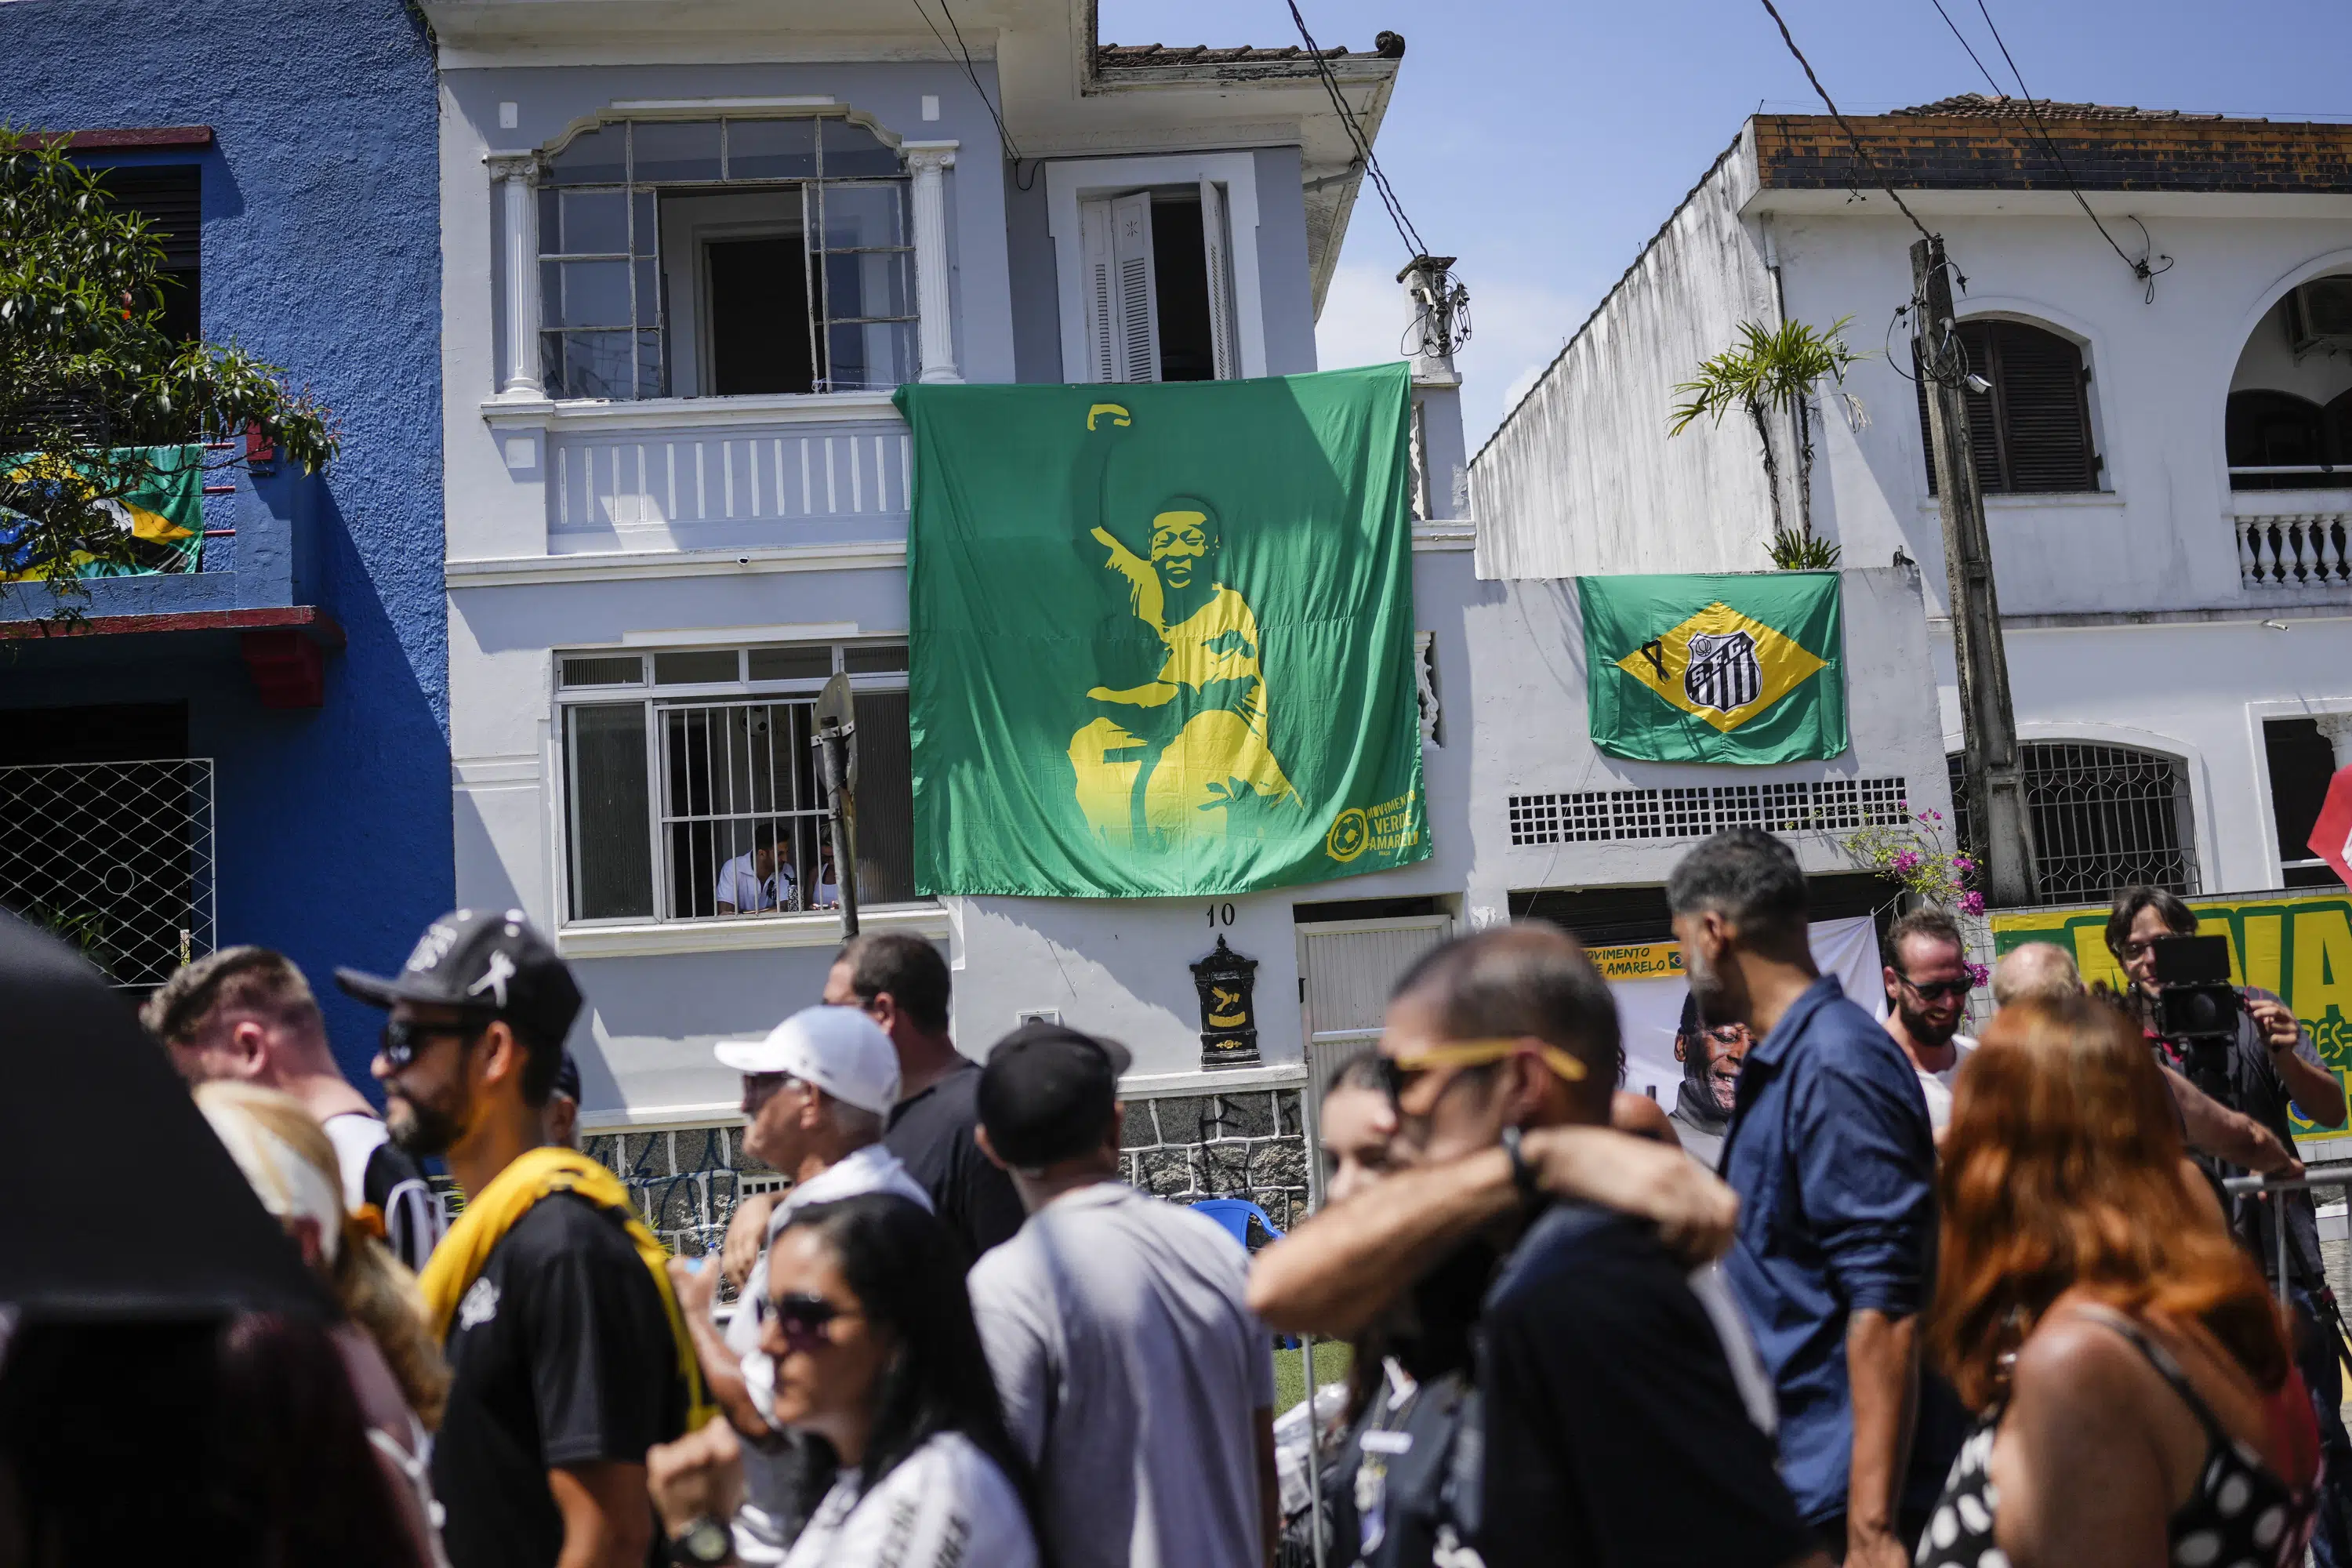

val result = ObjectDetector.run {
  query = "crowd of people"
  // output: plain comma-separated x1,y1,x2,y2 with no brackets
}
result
2,825,2346,1568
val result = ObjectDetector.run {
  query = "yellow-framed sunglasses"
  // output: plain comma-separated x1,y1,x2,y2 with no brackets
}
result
1376,1036,1588,1104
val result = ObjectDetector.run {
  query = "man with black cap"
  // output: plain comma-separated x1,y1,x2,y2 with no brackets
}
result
967,1021,1278,1568
339,909,708,1568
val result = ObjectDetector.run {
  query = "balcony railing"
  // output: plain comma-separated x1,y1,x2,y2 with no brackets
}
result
0,757,215,986
2234,488,2352,589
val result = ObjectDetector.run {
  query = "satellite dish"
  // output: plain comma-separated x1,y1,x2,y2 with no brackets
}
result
815,672,858,791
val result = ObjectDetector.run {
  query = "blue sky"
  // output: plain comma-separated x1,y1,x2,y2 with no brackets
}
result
1100,0,2352,448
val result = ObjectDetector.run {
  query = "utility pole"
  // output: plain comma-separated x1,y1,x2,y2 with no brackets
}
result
1911,236,2034,907
813,673,862,938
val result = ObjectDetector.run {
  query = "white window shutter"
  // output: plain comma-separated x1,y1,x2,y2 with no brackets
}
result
1080,197,1119,383
1200,178,1238,381
1110,191,1161,383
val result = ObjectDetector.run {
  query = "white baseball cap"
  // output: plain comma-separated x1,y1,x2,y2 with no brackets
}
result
714,1005,902,1117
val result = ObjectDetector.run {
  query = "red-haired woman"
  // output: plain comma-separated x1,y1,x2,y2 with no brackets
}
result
1918,993,2318,1568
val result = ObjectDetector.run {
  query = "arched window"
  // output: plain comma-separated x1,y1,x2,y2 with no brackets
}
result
2226,388,2352,490
1915,319,2100,495
1947,742,2198,906
537,116,913,401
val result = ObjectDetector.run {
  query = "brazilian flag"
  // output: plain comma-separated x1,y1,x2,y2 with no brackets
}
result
1579,572,1847,765
0,445,205,581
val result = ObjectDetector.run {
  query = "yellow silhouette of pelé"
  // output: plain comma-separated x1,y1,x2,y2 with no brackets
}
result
1068,505,1300,847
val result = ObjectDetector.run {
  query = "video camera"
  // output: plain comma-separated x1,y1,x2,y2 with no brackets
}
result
2150,934,2242,1090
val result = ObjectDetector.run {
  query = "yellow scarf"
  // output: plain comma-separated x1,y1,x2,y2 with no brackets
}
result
419,1146,712,1432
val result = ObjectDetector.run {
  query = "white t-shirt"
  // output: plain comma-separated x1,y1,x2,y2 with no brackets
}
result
967,1182,1276,1568
1914,1036,1978,1133
782,1432,1036,1568
715,853,786,913
725,1144,934,1563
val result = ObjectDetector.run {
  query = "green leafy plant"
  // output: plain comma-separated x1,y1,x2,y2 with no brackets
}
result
0,129,338,623
1841,810,1990,986
1766,528,1842,569
22,898,112,975
1670,316,1870,564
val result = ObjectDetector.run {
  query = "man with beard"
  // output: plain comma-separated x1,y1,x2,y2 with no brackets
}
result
1668,829,1963,1566
1877,907,1976,1133
339,910,706,1568
1667,993,1749,1168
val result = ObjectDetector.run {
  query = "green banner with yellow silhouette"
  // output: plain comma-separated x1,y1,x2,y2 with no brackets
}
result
1993,893,2352,1142
1579,572,1848,764
895,365,1428,898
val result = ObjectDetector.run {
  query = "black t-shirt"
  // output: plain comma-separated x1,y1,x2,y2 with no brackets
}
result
884,1062,1025,1261
1475,1200,1810,1568
360,1141,441,1275
432,1192,688,1568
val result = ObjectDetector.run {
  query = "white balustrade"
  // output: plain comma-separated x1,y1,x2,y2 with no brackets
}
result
2236,500,2352,589
549,416,911,540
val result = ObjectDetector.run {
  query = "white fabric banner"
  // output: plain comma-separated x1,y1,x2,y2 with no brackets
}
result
1606,916,1886,1103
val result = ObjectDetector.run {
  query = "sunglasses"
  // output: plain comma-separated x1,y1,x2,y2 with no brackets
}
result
1896,975,1971,1003
770,1290,862,1352
1376,1036,1588,1104
377,1014,490,1069
740,1072,808,1113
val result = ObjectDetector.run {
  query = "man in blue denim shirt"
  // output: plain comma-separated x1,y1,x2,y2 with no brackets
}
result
1668,829,1963,1566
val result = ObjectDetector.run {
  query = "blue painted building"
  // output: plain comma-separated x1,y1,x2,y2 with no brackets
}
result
0,0,450,1084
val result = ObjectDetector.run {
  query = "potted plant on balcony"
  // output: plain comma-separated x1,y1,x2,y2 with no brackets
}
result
0,130,339,625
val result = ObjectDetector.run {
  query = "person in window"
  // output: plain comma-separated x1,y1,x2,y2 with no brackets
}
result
717,826,793,916
813,838,840,911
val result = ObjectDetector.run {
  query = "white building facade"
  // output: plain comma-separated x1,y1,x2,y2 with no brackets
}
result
427,2,1955,1240
1475,97,2352,911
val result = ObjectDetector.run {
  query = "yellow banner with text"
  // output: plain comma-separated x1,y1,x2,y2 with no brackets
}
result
1992,892,2352,1141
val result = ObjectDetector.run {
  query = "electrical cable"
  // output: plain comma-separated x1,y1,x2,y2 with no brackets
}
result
1926,0,2172,298
1279,0,1427,262
906,0,1039,189
1754,0,1939,248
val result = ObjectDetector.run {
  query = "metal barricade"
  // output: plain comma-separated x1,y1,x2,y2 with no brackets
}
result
2221,1169,2352,1307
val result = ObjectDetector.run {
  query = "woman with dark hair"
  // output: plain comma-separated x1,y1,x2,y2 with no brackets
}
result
767,1192,1040,1566
1918,992,2319,1568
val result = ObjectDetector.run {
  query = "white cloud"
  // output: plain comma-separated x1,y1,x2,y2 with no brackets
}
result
1315,262,1588,459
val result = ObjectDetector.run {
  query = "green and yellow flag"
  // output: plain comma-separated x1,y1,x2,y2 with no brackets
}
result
896,365,1428,898
1580,572,1847,764
0,445,205,581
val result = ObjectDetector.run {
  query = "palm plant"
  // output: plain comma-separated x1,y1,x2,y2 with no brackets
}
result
1670,317,1869,563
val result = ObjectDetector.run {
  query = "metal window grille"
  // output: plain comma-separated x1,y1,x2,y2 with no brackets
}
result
0,757,215,986
1947,746,2199,906
537,116,916,400
659,699,834,920
1505,776,1911,847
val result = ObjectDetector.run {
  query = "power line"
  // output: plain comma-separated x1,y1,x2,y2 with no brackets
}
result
1754,0,1938,248
906,0,1037,187
1279,0,1427,261
1925,0,2172,297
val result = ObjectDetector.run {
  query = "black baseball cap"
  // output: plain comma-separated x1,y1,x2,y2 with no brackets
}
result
336,907,583,1051
978,1020,1134,1170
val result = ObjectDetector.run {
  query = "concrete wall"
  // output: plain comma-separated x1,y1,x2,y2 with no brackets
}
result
0,0,452,1081
1459,564,1954,911
1469,142,1783,579
1767,205,2352,620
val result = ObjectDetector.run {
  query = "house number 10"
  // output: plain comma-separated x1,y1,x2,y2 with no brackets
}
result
1206,902,1236,928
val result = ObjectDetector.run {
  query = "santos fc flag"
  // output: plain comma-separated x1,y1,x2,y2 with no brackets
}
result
1579,572,1848,765
896,365,1429,899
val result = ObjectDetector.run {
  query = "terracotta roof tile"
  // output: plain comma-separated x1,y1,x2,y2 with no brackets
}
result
1096,42,1394,67
1894,93,2239,123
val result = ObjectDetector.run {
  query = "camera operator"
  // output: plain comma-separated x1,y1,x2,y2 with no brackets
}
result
2107,885,2352,1565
